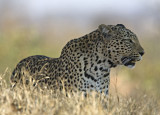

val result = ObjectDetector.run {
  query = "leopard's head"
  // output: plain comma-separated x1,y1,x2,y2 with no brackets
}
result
99,24,144,68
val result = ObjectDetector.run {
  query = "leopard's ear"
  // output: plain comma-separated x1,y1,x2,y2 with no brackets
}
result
98,24,112,34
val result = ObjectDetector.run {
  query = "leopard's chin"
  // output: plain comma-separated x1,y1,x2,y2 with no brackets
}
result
125,62,135,68
121,57,136,69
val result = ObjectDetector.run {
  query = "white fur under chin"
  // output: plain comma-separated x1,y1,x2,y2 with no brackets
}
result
127,65,135,69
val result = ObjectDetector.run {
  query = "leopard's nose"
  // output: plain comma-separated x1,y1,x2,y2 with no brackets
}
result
139,51,144,56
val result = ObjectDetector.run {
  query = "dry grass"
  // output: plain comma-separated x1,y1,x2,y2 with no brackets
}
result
0,70,160,115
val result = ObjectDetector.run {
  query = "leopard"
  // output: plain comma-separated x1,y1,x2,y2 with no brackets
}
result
10,24,144,95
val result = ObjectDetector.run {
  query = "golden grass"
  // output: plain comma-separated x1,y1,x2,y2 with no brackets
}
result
0,70,160,115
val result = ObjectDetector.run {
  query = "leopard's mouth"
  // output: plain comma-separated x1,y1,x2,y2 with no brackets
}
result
121,57,136,68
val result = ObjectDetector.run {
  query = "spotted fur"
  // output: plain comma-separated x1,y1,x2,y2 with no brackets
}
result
11,24,144,95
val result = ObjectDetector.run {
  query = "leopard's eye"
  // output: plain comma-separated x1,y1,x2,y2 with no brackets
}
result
122,39,134,45
122,39,132,43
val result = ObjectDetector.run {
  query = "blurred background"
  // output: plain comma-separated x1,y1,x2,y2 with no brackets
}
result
0,0,160,96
